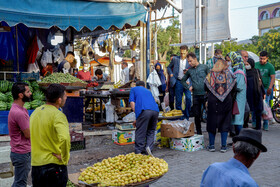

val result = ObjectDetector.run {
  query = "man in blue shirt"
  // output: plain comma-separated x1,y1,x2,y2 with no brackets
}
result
201,128,267,187
129,81,159,154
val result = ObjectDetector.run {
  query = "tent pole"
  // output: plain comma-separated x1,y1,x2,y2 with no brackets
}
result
15,25,19,72
146,7,151,86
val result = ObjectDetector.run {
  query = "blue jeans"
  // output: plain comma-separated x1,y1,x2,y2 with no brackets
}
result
209,132,228,147
10,152,31,187
175,79,191,120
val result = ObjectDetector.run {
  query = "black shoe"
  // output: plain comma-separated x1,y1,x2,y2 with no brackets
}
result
227,142,233,147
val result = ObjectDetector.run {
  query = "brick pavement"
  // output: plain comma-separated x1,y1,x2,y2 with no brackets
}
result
150,122,280,187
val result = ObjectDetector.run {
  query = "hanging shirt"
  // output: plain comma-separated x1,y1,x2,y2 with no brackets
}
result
178,58,187,80
121,67,129,85
201,158,259,187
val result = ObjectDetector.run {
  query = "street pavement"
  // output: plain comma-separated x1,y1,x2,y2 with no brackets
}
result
150,121,280,187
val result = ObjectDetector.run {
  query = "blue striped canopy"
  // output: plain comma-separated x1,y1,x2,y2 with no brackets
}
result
0,0,147,30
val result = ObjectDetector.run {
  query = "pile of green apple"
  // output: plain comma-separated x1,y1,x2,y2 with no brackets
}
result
78,152,168,186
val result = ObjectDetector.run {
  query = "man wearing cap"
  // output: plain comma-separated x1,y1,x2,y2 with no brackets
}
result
201,129,267,187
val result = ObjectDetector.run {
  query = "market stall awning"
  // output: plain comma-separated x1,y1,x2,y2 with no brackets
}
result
0,0,147,31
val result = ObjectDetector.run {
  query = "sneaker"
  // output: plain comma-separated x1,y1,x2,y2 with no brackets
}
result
251,122,256,128
207,145,215,152
220,146,227,153
263,123,269,131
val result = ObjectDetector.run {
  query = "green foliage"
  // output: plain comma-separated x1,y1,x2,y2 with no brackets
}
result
214,41,258,58
154,17,180,62
123,50,131,58
255,28,280,70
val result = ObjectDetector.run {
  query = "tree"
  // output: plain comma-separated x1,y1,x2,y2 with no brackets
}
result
214,41,258,57
255,28,280,70
154,17,180,62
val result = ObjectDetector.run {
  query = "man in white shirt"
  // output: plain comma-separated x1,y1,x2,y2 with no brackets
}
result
121,61,129,85
167,45,191,120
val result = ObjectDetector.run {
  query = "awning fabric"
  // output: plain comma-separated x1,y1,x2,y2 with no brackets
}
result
0,0,147,31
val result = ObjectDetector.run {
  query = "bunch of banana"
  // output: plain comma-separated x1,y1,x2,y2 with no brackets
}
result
163,109,183,117
114,80,123,88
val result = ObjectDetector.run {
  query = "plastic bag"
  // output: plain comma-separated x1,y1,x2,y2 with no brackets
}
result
262,100,273,120
105,100,118,123
27,61,40,73
53,47,64,64
162,119,192,134
41,50,52,67
123,112,136,122
164,93,169,107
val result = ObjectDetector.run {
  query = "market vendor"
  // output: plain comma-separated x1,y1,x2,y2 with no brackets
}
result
77,64,91,81
120,61,129,85
93,69,110,82
129,81,159,154
58,51,75,74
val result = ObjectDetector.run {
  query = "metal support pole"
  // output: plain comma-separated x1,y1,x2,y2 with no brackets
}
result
15,25,19,72
198,0,202,63
146,7,151,83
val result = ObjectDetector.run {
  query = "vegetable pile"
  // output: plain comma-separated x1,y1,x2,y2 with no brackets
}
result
41,73,87,84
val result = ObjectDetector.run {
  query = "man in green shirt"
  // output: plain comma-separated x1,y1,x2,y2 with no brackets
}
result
30,84,70,187
181,52,210,134
255,51,275,130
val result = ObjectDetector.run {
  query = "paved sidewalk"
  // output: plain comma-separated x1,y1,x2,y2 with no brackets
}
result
151,122,280,187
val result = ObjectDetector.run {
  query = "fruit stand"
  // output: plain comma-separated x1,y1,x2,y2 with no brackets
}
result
69,152,168,187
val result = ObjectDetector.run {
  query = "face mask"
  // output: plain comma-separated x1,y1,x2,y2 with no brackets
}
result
156,69,160,73
84,66,89,71
245,65,251,70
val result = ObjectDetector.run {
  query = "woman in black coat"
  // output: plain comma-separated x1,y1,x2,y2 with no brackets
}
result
204,59,237,152
244,58,265,130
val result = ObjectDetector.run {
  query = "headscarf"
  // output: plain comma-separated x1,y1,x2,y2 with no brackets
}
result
228,51,245,72
246,58,262,98
205,59,236,102
155,62,166,92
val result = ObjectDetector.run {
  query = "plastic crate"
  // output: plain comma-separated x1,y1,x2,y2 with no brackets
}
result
70,138,86,152
70,131,84,142
17,72,40,81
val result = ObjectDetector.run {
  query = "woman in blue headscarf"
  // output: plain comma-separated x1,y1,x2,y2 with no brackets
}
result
155,62,167,108
226,52,247,136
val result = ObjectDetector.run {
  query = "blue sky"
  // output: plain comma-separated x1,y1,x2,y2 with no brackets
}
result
230,0,280,41
155,0,280,41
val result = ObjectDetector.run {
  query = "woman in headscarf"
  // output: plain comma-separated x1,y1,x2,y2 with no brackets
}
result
244,58,265,130
227,52,247,136
205,59,236,153
155,62,167,108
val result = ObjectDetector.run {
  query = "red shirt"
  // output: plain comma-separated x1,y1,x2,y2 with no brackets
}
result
77,70,91,81
8,103,31,154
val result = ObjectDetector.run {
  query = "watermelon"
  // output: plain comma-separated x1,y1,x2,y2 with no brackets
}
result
0,101,7,111
7,81,13,92
5,92,13,102
6,102,13,110
31,99,45,109
0,92,7,102
0,80,10,93
30,81,40,91
33,90,45,101
23,102,31,110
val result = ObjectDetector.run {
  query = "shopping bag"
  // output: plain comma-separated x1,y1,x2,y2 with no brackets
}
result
262,101,273,120
164,92,169,107
232,101,240,115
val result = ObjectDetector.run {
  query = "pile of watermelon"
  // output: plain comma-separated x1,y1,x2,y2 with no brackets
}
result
0,80,45,111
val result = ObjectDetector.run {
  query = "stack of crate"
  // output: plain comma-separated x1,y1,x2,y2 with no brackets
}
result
70,131,85,151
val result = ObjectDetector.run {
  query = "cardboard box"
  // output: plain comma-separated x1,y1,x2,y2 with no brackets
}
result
112,130,135,145
169,134,205,152
161,122,194,138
